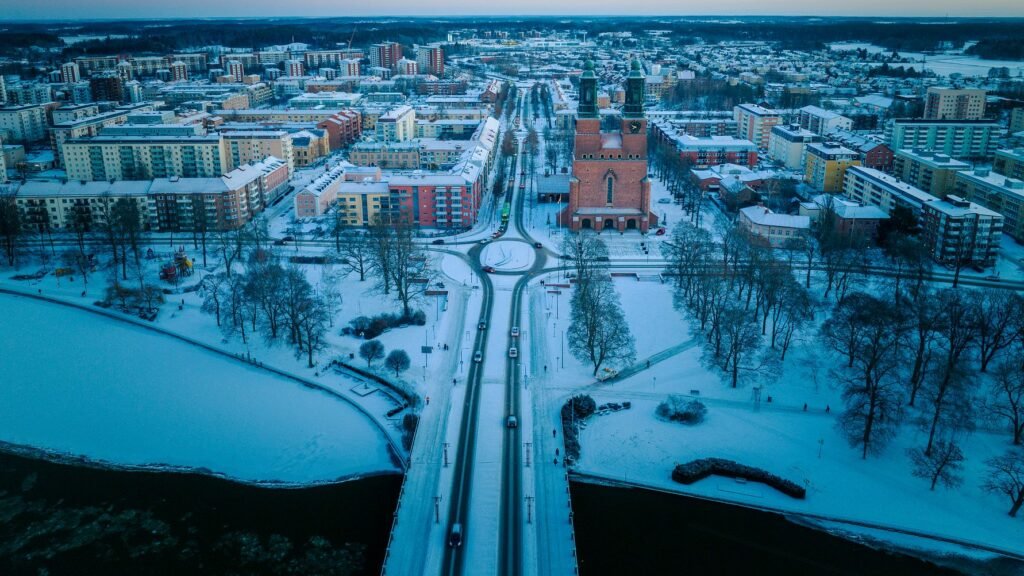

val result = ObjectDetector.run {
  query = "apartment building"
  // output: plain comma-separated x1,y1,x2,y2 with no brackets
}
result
415,44,445,76
375,105,415,143
14,180,152,232
955,167,1024,241
0,104,49,143
369,42,402,70
797,105,852,135
768,124,821,170
63,134,227,182
804,142,861,193
822,130,894,171
993,148,1024,181
50,102,156,167
738,206,810,247
920,195,1002,267
844,165,939,214
887,119,999,161
223,130,294,173
734,103,782,150
924,87,986,120
892,149,970,199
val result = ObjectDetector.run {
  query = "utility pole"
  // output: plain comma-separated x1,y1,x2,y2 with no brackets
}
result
525,495,534,524
524,442,532,467
443,442,450,467
434,496,442,524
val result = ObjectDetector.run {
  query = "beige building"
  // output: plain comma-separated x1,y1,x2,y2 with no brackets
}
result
63,134,227,182
993,148,1024,181
375,105,415,143
768,124,821,170
891,149,970,199
0,104,49,144
955,167,1024,241
733,103,782,150
844,166,939,215
223,130,294,174
1011,108,1024,135
15,180,151,232
924,87,986,120
738,205,810,247
887,119,999,161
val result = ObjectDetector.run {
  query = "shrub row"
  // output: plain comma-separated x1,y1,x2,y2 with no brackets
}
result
655,396,707,425
671,458,806,499
560,394,596,463
342,310,427,339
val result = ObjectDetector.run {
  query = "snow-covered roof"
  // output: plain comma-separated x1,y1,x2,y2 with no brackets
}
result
739,206,810,229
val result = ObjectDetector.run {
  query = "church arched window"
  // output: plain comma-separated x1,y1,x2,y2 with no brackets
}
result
606,177,614,204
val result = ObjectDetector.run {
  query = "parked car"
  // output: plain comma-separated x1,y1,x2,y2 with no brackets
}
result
657,198,671,204
655,228,667,236
473,351,483,363
511,327,520,337
431,239,445,245
509,347,518,358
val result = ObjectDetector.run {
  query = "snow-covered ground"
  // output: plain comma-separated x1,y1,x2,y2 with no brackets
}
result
528,274,1024,559
0,292,397,485
481,239,536,271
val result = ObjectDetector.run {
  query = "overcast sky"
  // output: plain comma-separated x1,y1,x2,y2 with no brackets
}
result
2,0,1023,20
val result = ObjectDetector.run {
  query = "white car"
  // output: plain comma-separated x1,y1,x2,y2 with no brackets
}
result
511,327,520,337
473,351,483,363
509,347,518,358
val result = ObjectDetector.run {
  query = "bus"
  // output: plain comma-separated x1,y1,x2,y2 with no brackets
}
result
500,203,510,225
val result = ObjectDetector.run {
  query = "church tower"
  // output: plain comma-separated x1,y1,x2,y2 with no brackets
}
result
559,59,657,233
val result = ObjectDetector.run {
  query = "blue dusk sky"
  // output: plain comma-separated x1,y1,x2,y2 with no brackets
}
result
1,0,1023,20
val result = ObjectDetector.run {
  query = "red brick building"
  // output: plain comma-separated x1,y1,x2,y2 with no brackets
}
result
559,60,657,233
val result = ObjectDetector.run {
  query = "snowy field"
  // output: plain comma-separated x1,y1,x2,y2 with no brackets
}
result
528,275,1024,559
0,293,397,485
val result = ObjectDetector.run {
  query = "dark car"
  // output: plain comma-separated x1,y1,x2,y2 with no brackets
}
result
534,242,543,249
449,523,463,547
655,228,667,236
431,239,445,245
482,266,497,273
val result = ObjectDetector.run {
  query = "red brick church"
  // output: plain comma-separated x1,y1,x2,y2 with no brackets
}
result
558,59,658,233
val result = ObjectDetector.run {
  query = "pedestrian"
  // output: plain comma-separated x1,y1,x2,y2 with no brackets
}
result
803,403,807,412
825,405,831,414
544,365,547,372
554,458,558,465
452,378,457,386
555,448,559,457
426,396,430,405
646,360,650,368
552,428,557,438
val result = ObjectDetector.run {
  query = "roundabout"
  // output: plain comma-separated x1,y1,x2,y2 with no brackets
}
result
479,239,536,273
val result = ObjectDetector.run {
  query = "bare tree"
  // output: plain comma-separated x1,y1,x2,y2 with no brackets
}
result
386,349,411,377
360,339,386,367
338,234,373,281
61,249,92,295
387,221,432,318
905,292,942,407
561,232,610,287
568,275,636,376
715,304,764,388
983,451,1024,517
828,292,908,458
908,439,965,491
200,272,227,327
974,291,1021,373
924,289,979,455
297,293,330,368
0,191,21,267
990,361,1024,445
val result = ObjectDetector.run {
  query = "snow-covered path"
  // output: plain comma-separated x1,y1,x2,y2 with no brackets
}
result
0,292,397,484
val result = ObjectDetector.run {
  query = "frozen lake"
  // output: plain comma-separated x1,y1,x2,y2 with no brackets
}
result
829,42,1024,77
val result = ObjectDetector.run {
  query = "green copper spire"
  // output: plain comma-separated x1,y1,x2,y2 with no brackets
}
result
578,59,598,119
623,59,645,118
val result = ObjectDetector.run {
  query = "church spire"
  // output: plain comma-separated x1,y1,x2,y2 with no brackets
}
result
623,58,645,119
578,59,598,118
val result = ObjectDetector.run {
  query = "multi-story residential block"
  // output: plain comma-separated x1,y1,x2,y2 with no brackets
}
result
73,56,119,76
340,58,362,77
887,118,999,161
212,108,361,150
955,167,1024,241
924,87,987,120
798,105,852,135
369,42,402,70
822,129,894,171
768,124,821,170
288,129,331,167
50,102,156,167
223,130,294,173
652,120,757,168
60,62,81,84
295,164,347,217
1011,108,1024,135
804,142,861,193
733,103,782,150
920,195,1002,267
375,105,415,143
14,180,152,232
5,83,52,105
395,58,419,76
415,44,445,76
993,148,1024,181
844,165,939,214
0,104,49,143
284,59,304,78
131,56,169,78
892,149,970,199
89,73,125,103
169,61,188,82
63,134,227,182
304,50,346,69
226,60,245,83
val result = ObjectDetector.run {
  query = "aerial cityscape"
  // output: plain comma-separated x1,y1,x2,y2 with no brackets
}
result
2,9,1024,576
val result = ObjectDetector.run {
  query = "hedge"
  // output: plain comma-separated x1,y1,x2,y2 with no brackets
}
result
672,458,806,499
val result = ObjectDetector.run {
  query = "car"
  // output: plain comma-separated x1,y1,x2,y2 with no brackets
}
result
511,327,520,337
431,239,446,245
478,321,487,330
655,228,667,236
492,231,502,238
509,347,518,358
272,239,286,246
987,274,1002,281
448,523,463,547
519,183,526,189
482,266,497,273
506,415,518,428
473,351,483,363
657,198,671,204
534,242,543,249
479,238,490,245
282,235,295,242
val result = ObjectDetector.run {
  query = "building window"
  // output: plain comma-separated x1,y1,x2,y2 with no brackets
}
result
607,177,614,204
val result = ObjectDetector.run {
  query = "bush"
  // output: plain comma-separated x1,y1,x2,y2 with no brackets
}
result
672,458,806,499
560,394,596,463
401,413,418,451
346,310,427,339
656,396,707,425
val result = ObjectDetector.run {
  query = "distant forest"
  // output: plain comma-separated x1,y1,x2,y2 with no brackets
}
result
2,17,1023,62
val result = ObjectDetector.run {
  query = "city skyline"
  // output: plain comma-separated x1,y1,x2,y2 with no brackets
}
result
3,0,1024,20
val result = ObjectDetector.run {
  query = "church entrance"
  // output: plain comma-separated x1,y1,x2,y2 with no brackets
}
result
626,219,637,230
581,218,592,229
603,218,615,231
